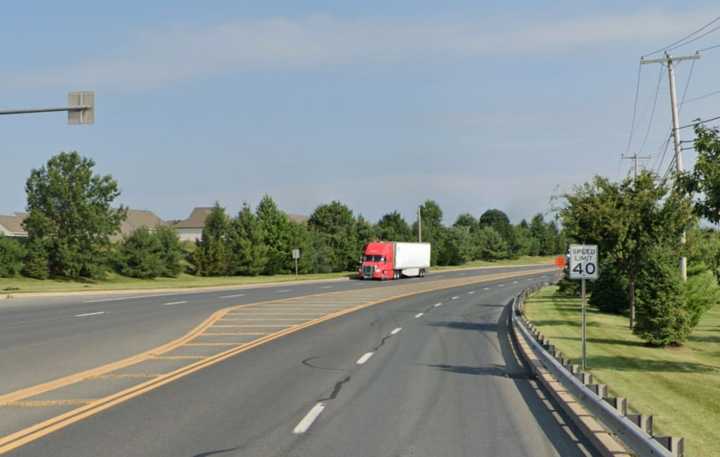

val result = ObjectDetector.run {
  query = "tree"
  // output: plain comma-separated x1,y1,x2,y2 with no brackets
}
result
118,227,163,279
437,226,472,265
193,203,231,276
678,125,720,223
413,200,444,265
477,226,508,260
308,201,359,272
23,152,126,279
562,172,694,328
377,211,412,241
22,240,49,279
0,236,26,277
155,225,183,277
257,195,292,275
634,251,690,346
453,213,478,232
228,204,268,276
479,209,516,256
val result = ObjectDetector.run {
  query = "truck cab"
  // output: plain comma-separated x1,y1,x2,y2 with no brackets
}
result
359,242,395,280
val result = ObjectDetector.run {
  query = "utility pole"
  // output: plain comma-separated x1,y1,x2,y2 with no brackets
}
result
417,205,422,243
622,153,652,181
641,52,700,282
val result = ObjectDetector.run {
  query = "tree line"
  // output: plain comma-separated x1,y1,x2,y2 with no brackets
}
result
0,152,564,282
560,125,720,347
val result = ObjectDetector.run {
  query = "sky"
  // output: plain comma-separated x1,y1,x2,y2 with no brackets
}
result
2,1,720,225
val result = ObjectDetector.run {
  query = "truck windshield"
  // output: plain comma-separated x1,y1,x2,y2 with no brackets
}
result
364,255,385,262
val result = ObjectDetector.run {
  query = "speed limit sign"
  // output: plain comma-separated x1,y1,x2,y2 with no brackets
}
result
569,244,598,280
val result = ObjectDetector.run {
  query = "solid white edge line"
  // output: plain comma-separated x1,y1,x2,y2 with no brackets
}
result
414,312,424,318
163,301,187,306
356,352,374,365
390,327,402,335
293,402,326,434
75,311,105,318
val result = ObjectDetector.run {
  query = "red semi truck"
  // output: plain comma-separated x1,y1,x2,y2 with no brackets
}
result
359,241,431,280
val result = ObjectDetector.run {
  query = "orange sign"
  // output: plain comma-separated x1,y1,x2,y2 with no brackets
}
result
554,255,566,269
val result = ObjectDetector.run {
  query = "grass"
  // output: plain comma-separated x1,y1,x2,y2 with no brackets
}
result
524,286,720,457
433,255,556,270
0,256,554,295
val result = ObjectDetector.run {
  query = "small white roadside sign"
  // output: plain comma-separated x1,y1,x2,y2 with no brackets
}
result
568,244,598,280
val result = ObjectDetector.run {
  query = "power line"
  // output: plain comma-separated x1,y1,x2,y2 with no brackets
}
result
679,114,720,129
638,65,664,155
623,63,643,160
682,88,720,104
668,23,720,52
699,43,720,52
643,14,720,57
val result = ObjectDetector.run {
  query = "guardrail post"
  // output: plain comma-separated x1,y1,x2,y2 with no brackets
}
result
653,436,684,457
627,414,653,435
588,383,607,398
603,396,628,416
576,372,592,385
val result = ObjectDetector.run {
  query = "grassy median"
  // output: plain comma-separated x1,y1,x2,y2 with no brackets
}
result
524,286,720,457
0,256,554,295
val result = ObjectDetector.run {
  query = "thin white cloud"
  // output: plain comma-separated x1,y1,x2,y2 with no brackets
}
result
5,10,717,91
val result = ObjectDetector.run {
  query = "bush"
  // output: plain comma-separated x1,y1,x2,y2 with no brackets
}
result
23,240,49,279
634,254,691,346
155,226,183,277
589,261,629,314
684,263,720,329
0,236,26,277
118,227,163,279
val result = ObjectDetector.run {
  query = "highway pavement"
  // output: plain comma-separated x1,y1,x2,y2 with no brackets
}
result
0,265,597,456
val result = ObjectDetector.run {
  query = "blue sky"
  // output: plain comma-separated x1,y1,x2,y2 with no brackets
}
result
2,1,720,224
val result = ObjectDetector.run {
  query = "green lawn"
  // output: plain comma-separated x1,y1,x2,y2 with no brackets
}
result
524,286,720,457
0,256,554,295
433,255,556,270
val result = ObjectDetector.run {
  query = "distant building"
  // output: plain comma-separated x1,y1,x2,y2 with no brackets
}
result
117,209,166,238
0,213,27,238
287,213,309,224
173,207,213,242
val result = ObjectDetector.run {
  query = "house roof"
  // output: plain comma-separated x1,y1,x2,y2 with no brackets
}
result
119,209,165,235
287,213,308,224
0,213,27,236
174,207,213,229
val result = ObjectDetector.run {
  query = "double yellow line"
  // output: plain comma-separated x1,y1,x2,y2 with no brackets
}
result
0,267,555,454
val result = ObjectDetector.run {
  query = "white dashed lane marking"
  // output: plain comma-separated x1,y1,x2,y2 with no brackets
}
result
220,294,245,299
75,312,105,318
356,352,374,365
434,303,442,308
293,403,326,434
390,327,402,335
163,301,187,306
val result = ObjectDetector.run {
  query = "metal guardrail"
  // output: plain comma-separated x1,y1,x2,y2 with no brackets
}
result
512,288,675,457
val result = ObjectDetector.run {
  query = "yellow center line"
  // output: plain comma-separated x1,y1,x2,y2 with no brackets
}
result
0,400,96,408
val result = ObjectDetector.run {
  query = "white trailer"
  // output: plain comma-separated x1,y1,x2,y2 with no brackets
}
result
394,242,431,278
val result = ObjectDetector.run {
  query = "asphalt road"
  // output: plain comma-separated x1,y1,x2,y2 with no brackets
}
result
2,265,597,457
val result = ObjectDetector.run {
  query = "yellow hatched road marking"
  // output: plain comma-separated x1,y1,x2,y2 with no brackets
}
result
0,400,95,408
0,266,555,454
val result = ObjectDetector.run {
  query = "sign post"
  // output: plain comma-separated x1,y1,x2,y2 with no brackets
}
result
292,249,300,277
568,244,598,370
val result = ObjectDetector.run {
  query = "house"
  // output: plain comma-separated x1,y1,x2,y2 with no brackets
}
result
173,207,213,242
0,213,27,238
287,213,309,224
118,209,165,238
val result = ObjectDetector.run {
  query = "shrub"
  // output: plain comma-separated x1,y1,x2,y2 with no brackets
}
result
155,226,183,277
634,254,691,346
118,227,163,279
589,261,629,314
684,263,720,329
0,236,26,277
23,240,49,279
